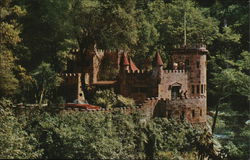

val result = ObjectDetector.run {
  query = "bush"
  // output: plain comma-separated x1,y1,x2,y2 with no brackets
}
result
0,102,42,159
18,109,222,159
92,89,136,109
92,89,118,109
116,95,135,108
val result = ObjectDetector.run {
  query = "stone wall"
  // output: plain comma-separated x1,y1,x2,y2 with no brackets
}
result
153,97,207,123
171,51,207,97
159,70,188,99
13,96,206,124
118,70,158,103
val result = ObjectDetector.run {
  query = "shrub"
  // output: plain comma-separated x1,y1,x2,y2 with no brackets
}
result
0,101,42,159
92,89,135,109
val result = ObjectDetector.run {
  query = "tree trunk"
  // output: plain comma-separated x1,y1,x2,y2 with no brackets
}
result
211,103,219,134
39,88,45,107
212,95,229,134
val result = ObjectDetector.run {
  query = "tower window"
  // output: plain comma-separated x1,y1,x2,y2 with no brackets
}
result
201,84,204,94
192,110,195,118
196,85,200,94
192,85,195,94
200,109,202,116
196,61,200,68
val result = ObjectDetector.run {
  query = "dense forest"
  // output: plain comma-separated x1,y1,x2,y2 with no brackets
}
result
0,0,249,159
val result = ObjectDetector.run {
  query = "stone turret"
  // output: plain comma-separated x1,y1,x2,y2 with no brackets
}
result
152,52,163,83
153,52,164,68
120,52,129,71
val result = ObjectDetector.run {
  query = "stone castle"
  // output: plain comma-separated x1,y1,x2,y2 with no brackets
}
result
59,45,208,124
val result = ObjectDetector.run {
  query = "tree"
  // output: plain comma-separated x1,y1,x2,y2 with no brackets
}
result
67,0,139,51
133,0,220,66
154,0,219,50
19,107,223,159
19,0,75,71
0,99,42,158
32,62,62,105
210,51,250,133
0,0,26,97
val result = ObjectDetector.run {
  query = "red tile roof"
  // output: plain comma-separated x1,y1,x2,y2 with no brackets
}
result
129,57,139,71
122,53,129,65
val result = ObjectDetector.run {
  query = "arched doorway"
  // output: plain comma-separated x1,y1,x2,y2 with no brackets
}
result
171,82,182,99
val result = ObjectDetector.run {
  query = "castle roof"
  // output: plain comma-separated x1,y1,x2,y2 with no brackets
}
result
122,52,129,66
153,52,163,66
129,57,139,71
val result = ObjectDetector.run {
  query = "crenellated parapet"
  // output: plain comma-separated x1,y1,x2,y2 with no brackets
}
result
60,73,81,77
125,69,152,74
60,73,82,84
162,69,187,73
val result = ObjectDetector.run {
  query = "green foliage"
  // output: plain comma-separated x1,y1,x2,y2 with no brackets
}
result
32,62,63,104
156,0,218,47
211,51,250,104
0,0,26,96
92,89,135,109
0,0,248,159
0,50,19,96
65,0,139,50
92,89,118,109
0,99,42,159
116,95,136,108
15,65,35,102
19,0,75,71
213,112,250,160
21,111,141,159
98,55,119,80
15,109,220,159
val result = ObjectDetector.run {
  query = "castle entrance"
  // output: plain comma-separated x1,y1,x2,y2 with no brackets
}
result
171,86,181,99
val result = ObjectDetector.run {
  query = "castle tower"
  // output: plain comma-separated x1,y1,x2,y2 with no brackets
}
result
152,52,163,79
152,52,164,97
171,45,208,97
152,52,164,68
120,52,130,71
118,52,130,96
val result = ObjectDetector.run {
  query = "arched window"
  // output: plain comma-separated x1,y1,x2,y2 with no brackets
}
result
171,82,182,99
